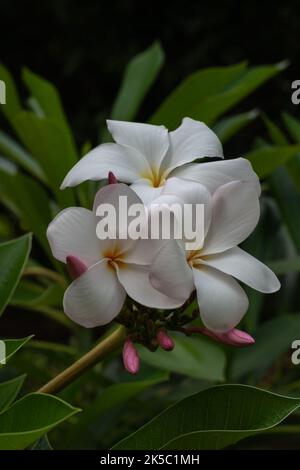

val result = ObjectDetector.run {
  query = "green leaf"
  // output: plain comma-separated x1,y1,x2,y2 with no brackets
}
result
0,393,80,450
22,68,78,160
150,62,247,128
2,336,34,363
247,144,300,178
270,257,300,275
0,130,45,182
23,68,70,130
0,234,31,316
13,111,77,206
0,167,52,255
214,109,259,143
65,372,168,448
151,62,285,129
111,42,164,123
113,385,300,450
231,315,300,380
0,64,22,126
11,279,64,308
138,333,226,381
31,434,52,450
283,112,300,142
263,114,288,145
0,375,26,412
269,167,300,253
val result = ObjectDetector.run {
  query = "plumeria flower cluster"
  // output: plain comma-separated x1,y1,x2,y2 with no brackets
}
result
48,118,280,374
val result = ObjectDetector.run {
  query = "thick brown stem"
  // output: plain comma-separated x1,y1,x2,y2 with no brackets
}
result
38,325,125,395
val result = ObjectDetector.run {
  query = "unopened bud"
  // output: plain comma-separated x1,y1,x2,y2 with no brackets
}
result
157,330,175,351
123,338,140,374
108,171,118,184
66,255,88,280
200,327,255,347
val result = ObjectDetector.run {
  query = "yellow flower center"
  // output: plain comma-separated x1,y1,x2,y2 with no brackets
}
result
141,166,167,188
103,245,126,270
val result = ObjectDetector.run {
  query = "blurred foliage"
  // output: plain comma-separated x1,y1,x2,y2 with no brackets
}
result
1,39,300,449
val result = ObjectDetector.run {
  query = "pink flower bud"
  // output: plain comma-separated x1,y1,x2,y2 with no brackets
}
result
157,330,175,351
200,327,255,347
66,255,88,280
123,338,140,374
108,171,118,184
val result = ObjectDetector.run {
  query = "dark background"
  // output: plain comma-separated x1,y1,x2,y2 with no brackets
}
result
0,0,299,144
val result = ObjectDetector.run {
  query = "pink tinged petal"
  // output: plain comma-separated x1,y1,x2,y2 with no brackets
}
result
200,246,280,293
123,338,140,375
192,326,255,347
162,117,223,173
171,157,261,196
202,181,260,256
47,207,100,267
192,266,249,333
66,255,87,280
150,240,194,301
108,171,118,184
116,264,185,309
60,142,150,188
107,120,169,170
157,330,175,351
63,260,126,328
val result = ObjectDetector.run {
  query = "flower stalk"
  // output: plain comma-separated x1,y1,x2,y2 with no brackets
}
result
38,325,126,394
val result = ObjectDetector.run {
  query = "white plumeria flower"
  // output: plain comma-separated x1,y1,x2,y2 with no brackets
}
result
150,177,280,333
61,118,260,204
47,183,184,328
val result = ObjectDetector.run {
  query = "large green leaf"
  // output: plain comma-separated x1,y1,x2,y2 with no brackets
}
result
113,385,300,450
65,372,168,448
0,130,45,182
138,333,226,381
111,42,164,123
2,336,34,363
150,62,284,129
247,144,300,178
231,315,300,381
0,393,80,450
0,234,31,316
269,167,300,253
10,279,64,308
0,167,52,255
214,109,258,144
0,375,26,412
22,68,78,161
13,111,76,206
0,64,22,127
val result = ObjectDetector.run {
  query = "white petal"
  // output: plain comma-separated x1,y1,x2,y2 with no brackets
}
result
116,264,184,309
172,157,261,195
150,240,194,300
61,143,150,188
193,266,249,332
125,238,168,265
202,181,260,255
162,177,212,237
201,247,280,293
47,207,99,267
107,120,169,169
130,180,164,205
162,117,223,173
63,260,126,327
